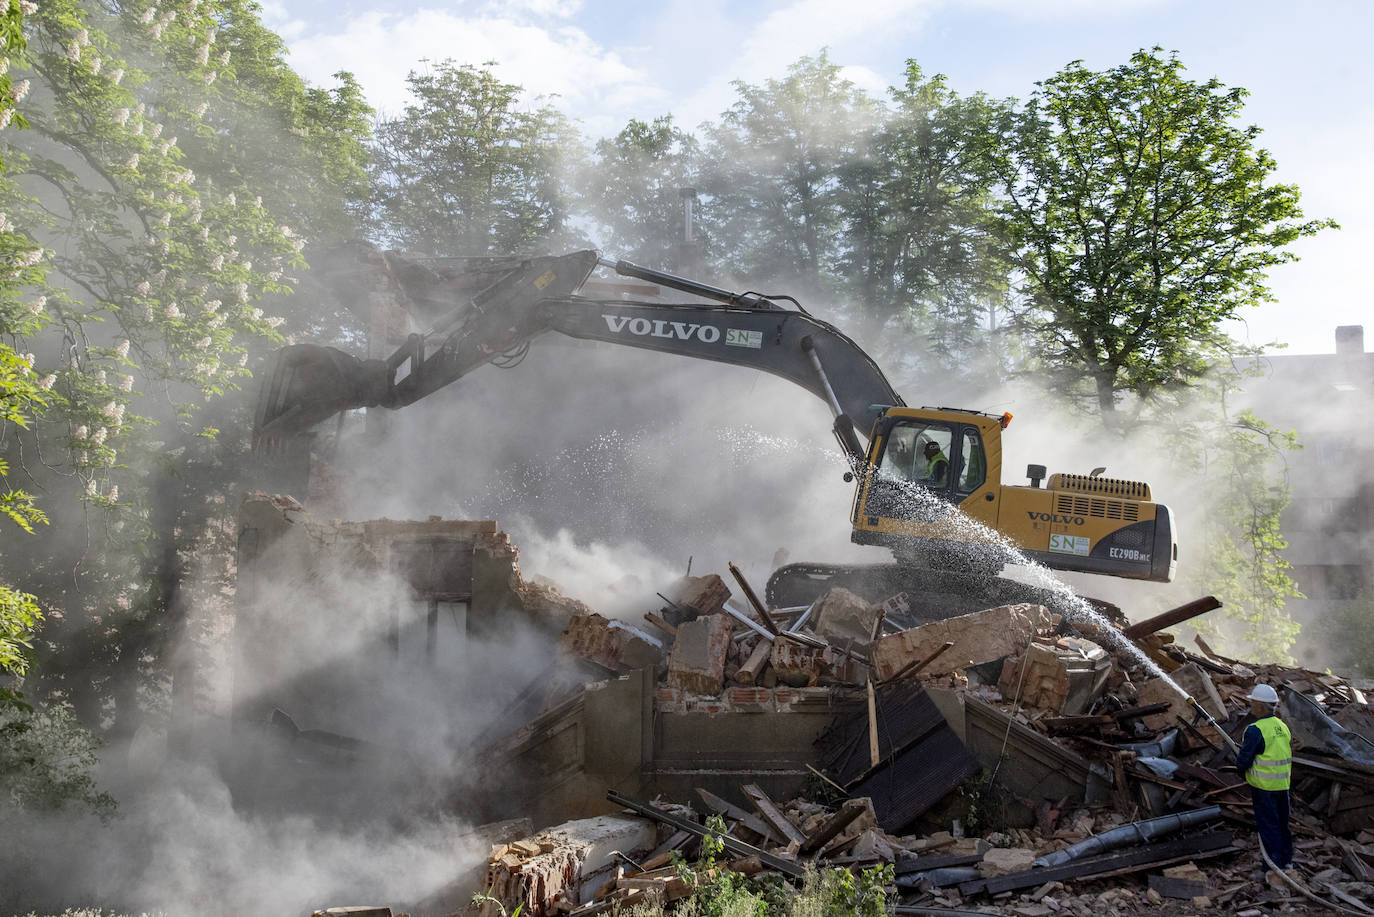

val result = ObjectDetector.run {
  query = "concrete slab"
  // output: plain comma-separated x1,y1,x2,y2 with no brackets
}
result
870,604,1058,680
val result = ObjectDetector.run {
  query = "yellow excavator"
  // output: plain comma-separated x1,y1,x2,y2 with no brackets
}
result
255,247,1175,618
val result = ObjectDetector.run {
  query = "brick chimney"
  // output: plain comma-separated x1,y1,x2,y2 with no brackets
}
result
1336,325,1364,356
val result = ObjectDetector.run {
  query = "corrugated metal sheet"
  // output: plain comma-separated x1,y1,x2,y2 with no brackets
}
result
822,685,978,833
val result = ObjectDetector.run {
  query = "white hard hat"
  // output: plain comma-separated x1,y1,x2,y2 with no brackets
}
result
1247,684,1279,704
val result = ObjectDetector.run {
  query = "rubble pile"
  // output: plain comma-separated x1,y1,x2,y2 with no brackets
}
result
461,568,1374,917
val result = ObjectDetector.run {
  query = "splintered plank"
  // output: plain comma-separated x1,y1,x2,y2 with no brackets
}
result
799,798,869,855
608,790,806,880
742,783,806,849
695,787,783,844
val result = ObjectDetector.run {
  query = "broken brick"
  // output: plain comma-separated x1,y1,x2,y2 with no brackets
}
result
770,638,833,687
665,613,732,695
669,574,731,618
559,613,664,673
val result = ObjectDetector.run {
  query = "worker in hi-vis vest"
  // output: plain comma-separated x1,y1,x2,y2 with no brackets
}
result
920,440,948,487
1235,683,1293,879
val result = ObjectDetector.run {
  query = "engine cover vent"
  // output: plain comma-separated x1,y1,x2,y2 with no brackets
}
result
1055,493,1140,522
1048,473,1152,501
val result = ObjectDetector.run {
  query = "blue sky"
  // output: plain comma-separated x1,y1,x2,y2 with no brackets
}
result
262,0,1374,356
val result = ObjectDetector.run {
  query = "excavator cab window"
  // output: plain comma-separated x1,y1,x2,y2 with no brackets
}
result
876,422,955,491
957,428,987,494
865,419,989,520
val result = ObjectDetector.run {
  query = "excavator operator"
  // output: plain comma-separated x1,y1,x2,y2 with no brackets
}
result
922,440,949,487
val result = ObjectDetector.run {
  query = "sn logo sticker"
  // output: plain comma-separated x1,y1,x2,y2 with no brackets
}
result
726,328,763,349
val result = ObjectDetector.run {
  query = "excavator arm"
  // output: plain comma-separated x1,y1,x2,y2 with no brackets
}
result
255,248,903,468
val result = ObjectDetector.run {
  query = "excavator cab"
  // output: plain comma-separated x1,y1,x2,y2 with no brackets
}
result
852,407,1176,582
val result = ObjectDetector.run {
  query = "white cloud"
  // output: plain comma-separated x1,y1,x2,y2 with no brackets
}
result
258,0,306,40
736,0,939,78
837,63,892,97
275,7,657,126
485,0,584,17
968,0,1165,17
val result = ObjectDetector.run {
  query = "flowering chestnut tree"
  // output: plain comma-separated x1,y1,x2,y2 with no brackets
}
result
0,0,370,759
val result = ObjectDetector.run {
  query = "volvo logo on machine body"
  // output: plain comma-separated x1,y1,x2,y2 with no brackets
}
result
1027,511,1086,526
602,314,721,343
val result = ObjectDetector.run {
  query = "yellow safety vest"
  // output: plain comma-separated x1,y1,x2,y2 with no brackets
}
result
926,453,947,480
1245,716,1292,792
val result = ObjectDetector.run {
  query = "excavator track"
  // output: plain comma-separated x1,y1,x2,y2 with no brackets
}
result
766,562,1118,629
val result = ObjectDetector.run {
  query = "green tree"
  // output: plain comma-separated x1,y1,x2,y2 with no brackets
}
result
701,51,878,297
836,62,1010,374
371,60,583,255
1182,408,1302,661
2,0,48,686
581,115,701,268
996,48,1333,430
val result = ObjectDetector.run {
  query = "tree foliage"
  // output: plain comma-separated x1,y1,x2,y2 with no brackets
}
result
996,48,1334,429
371,60,582,255
834,63,1009,373
701,51,877,299
0,696,115,816
582,115,701,268
1183,408,1302,661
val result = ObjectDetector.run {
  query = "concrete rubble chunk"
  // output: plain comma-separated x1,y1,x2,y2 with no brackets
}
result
852,827,900,862
869,603,1058,680
979,847,1037,877
1166,661,1227,722
665,613,733,696
999,637,1111,715
999,643,1070,713
811,587,879,645
476,814,656,917
559,613,664,673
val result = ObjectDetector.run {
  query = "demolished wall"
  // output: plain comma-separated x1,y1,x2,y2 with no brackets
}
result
230,493,593,803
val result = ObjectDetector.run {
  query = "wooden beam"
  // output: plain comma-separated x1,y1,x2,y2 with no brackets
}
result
728,562,782,635
1122,596,1221,639
735,639,772,685
608,790,807,880
800,799,869,855
643,612,676,638
742,783,806,850
894,851,984,876
866,679,880,768
694,788,782,844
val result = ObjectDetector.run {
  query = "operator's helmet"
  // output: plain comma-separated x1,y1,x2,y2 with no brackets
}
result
1247,683,1280,704
924,441,942,459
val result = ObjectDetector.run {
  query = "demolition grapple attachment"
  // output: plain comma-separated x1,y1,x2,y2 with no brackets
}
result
252,249,602,452
252,344,388,452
